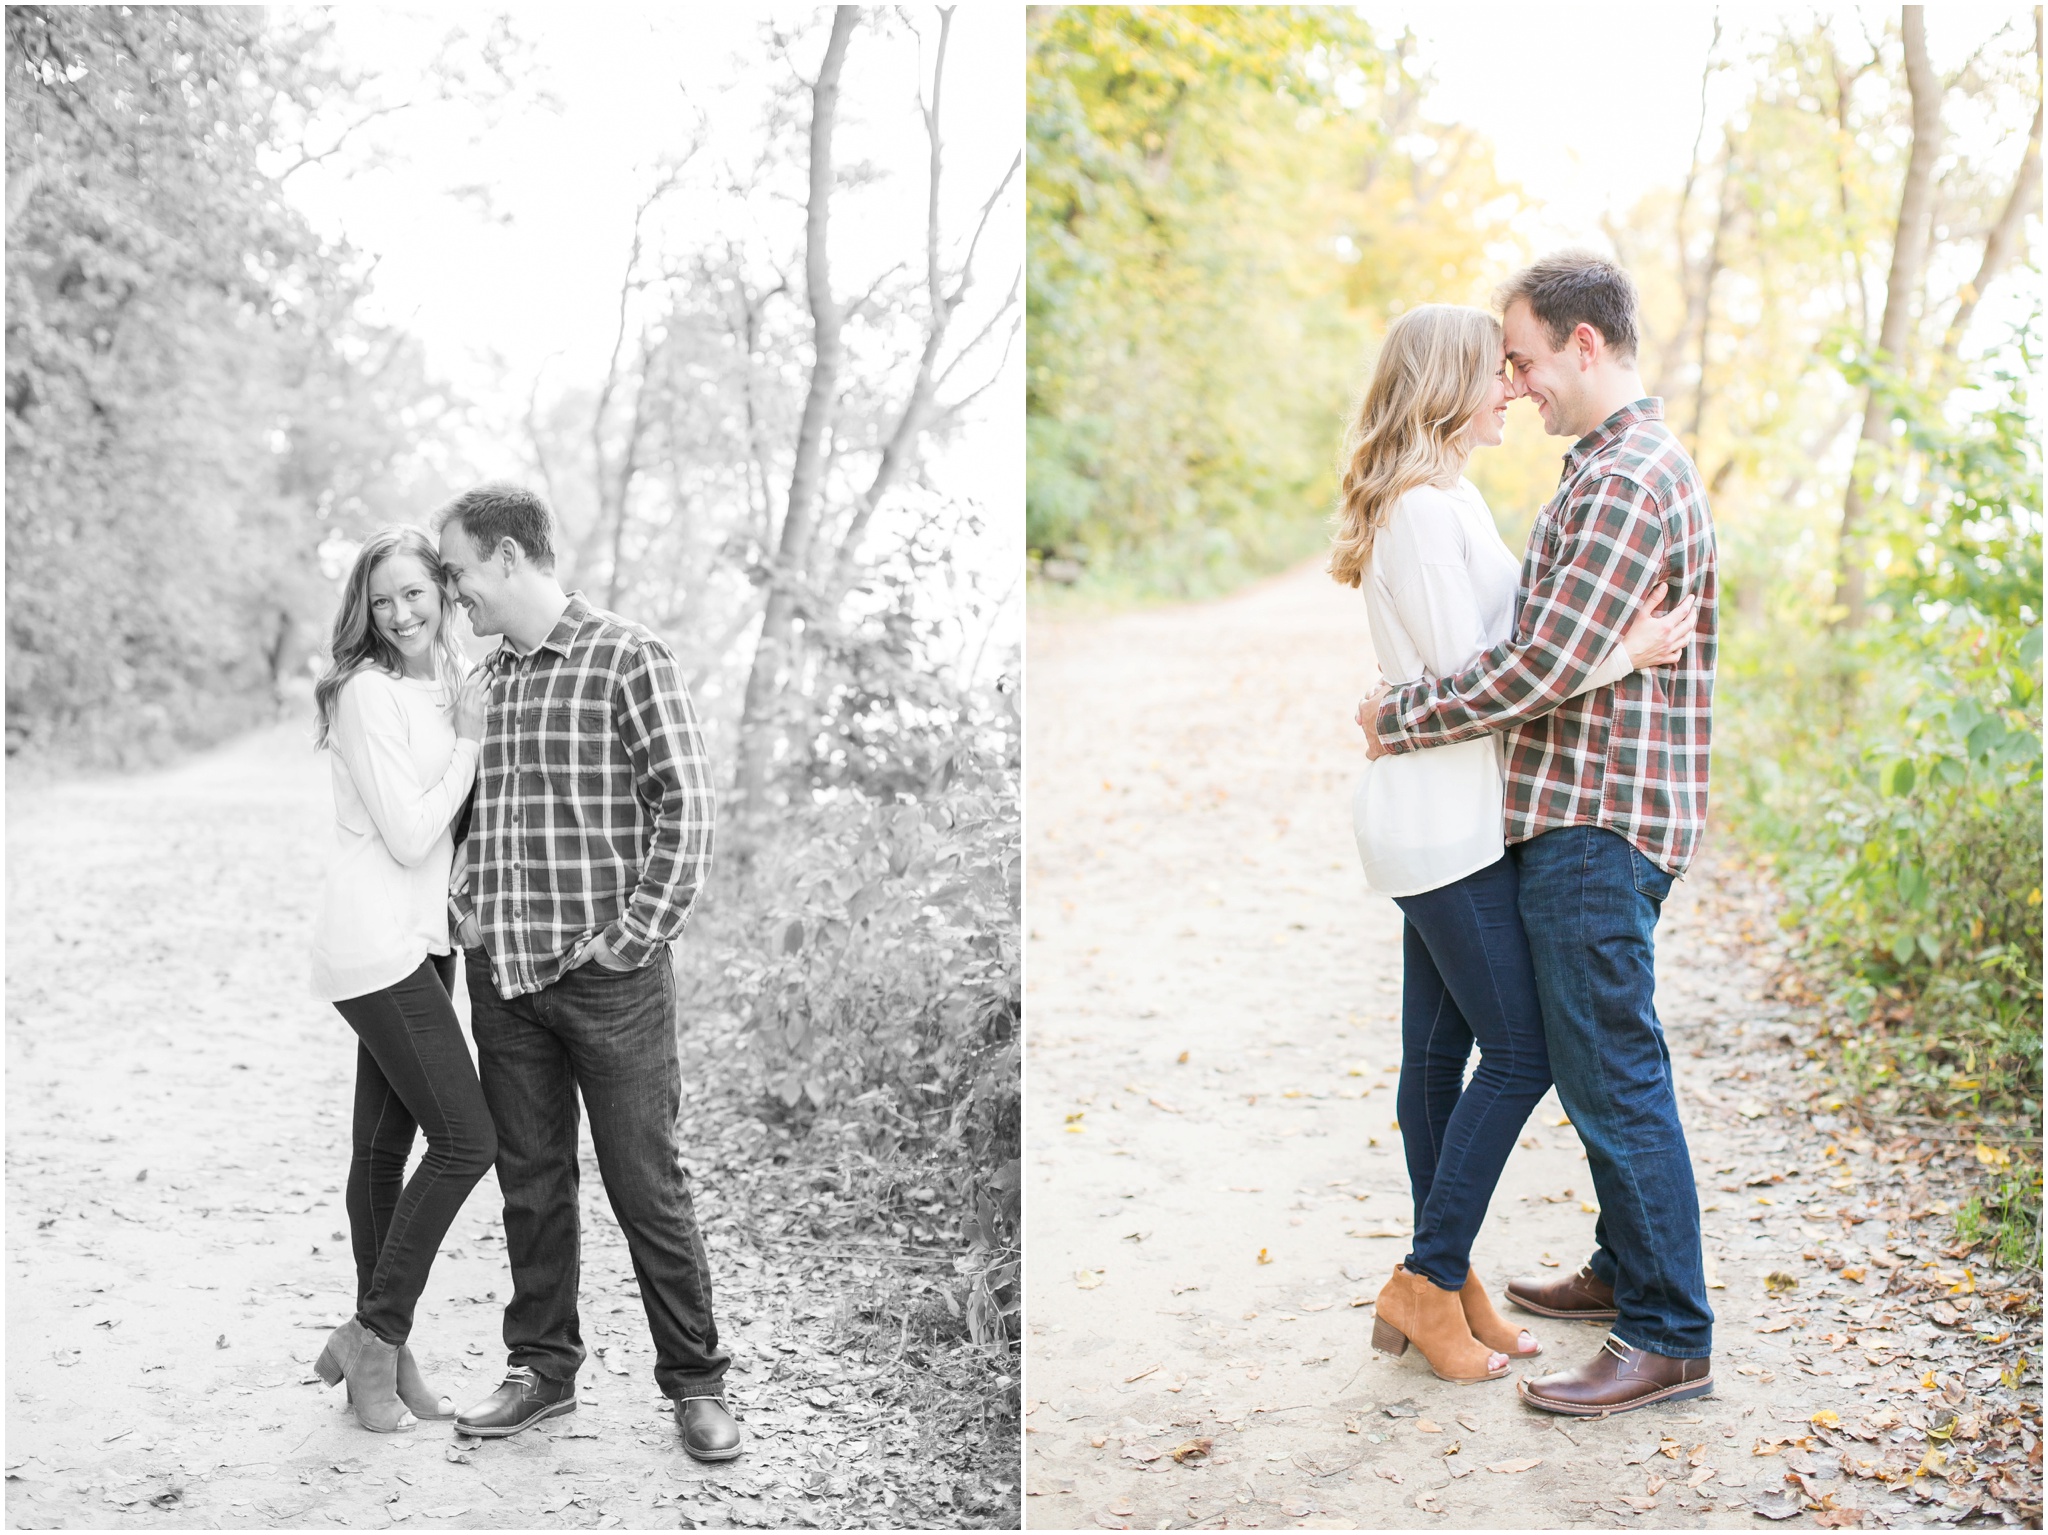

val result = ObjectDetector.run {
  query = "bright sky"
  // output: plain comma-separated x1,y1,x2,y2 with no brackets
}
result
1397,3,2037,254
280,5,1023,668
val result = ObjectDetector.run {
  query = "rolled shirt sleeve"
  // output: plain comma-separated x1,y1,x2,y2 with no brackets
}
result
600,637,716,967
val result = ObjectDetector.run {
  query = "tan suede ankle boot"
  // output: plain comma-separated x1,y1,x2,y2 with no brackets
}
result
1370,1265,1509,1384
1460,1267,1541,1357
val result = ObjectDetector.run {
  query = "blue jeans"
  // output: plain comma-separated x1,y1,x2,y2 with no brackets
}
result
1392,855,1553,1291
1513,825,1714,1358
465,948,730,1399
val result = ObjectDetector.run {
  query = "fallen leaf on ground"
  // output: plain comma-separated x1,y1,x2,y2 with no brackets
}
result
1765,1271,1799,1294
1417,1418,1442,1434
1170,1438,1212,1463
1414,1491,1444,1514
1075,1269,1104,1290
1488,1457,1541,1474
1256,1248,1270,1265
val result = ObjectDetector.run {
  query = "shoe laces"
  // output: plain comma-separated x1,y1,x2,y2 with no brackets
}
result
1600,1334,1634,1365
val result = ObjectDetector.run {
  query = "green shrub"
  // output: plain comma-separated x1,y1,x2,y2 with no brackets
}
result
1719,361,2041,1125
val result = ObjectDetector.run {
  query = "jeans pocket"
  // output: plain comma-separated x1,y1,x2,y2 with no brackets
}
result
1629,847,1675,903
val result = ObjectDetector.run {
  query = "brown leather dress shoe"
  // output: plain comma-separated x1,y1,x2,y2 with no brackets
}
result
1505,1264,1618,1321
1518,1335,1712,1416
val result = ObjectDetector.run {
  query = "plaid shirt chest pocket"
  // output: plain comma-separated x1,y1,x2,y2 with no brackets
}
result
526,695,614,778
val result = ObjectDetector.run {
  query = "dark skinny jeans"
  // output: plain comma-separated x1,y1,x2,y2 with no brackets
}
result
332,953,497,1344
1392,853,1554,1291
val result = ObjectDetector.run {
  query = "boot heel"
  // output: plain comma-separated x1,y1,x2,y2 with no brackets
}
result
315,1345,342,1386
1372,1318,1410,1356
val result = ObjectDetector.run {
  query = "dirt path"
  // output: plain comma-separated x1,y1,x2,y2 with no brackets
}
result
1022,563,2040,1530
6,717,1008,1531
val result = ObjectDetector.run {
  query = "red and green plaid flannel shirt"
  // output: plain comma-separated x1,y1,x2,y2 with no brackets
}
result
1374,399,1718,876
453,593,715,999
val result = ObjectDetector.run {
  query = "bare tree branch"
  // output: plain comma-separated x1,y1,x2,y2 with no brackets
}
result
277,99,418,180
1943,8,2042,355
735,5,858,811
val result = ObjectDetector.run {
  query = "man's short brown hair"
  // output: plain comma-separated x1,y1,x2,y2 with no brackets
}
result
433,481,557,572
1496,251,1639,361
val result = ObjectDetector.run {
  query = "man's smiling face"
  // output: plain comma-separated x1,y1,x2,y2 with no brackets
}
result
437,520,509,638
1502,298,1583,439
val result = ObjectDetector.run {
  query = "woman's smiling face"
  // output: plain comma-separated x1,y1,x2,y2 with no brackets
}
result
1464,342,1511,450
367,552,443,670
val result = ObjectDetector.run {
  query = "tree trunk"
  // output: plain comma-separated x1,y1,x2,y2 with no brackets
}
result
1835,5,1941,628
1943,9,2042,355
1684,130,1739,453
733,5,857,812
828,7,958,597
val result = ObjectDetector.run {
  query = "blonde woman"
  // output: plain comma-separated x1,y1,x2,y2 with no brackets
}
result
1330,305,1696,1384
308,526,494,1432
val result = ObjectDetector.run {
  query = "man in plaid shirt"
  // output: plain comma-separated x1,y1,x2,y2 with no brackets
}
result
434,483,741,1461
1362,253,1719,1416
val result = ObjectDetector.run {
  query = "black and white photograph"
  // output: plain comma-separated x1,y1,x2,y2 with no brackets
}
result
7,6,1021,1529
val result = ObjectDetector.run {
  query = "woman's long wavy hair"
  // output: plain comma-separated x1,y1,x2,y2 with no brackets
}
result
1328,304,1501,588
312,526,465,749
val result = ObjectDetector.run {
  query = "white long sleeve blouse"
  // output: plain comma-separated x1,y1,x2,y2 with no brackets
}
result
1352,480,1630,897
309,668,478,1001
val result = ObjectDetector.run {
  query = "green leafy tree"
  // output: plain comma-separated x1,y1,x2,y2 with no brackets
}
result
1028,7,1519,595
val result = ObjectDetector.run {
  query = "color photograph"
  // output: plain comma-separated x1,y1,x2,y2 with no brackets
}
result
1024,5,2041,1528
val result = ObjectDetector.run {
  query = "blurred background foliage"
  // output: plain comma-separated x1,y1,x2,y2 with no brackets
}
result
7,3,1021,1458
1027,6,1516,596
1029,6,2040,1250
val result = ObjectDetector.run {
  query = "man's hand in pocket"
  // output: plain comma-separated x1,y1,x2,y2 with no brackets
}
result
580,934,635,972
